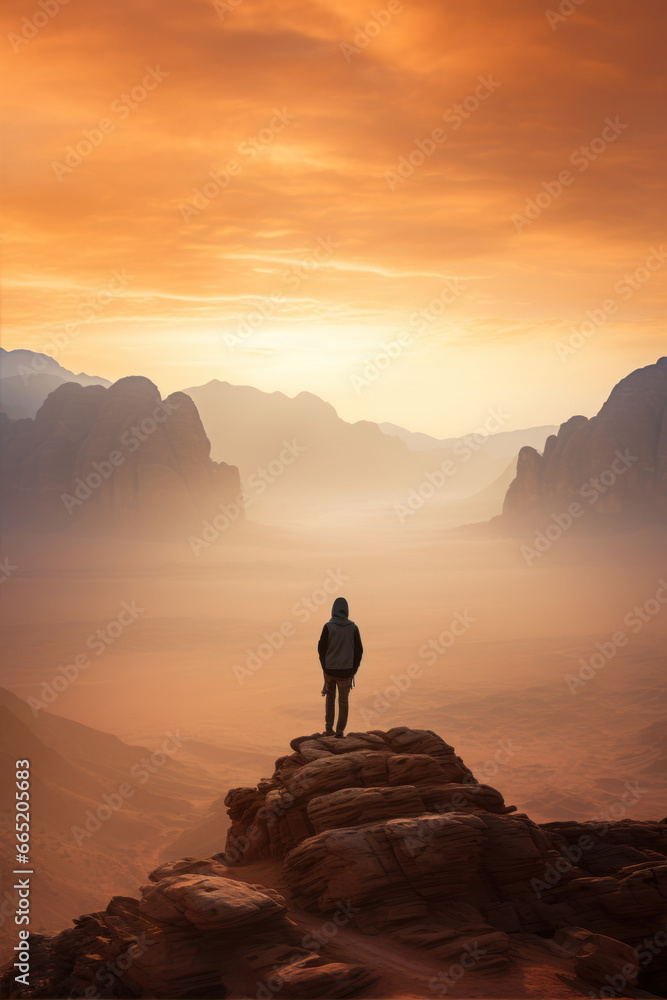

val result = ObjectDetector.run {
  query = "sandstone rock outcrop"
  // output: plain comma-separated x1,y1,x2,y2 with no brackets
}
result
552,927,640,991
223,727,667,989
2,866,375,999
135,868,375,996
0,377,241,538
222,729,510,866
4,728,666,998
542,817,667,873
502,356,667,526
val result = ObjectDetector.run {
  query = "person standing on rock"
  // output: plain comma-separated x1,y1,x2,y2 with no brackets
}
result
317,596,363,738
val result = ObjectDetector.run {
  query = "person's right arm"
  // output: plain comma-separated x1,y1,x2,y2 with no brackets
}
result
317,624,329,667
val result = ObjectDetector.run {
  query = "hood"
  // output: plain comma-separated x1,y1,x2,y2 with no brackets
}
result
329,596,350,623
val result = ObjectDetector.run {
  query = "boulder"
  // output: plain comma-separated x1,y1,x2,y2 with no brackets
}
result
138,874,287,929
553,926,640,990
3,868,376,999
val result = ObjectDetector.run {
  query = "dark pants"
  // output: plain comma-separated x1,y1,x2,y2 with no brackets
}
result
323,672,353,733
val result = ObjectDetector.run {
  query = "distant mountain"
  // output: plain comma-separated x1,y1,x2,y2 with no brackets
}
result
380,421,558,459
502,357,667,527
0,351,569,526
0,376,241,538
183,380,538,519
0,348,111,419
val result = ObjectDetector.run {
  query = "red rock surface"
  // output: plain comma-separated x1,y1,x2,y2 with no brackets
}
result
3,727,666,998
552,926,640,990
1,863,376,999
225,727,667,985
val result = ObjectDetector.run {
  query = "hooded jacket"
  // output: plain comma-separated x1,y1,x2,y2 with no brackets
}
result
317,597,363,677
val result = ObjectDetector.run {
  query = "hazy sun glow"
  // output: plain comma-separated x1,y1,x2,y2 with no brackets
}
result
1,0,665,434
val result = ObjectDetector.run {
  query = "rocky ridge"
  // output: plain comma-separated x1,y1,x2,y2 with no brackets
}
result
3,728,666,999
502,357,667,526
0,377,241,538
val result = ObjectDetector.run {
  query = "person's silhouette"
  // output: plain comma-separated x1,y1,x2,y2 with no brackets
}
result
317,596,363,738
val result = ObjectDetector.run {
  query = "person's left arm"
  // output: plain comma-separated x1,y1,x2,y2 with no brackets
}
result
353,626,363,672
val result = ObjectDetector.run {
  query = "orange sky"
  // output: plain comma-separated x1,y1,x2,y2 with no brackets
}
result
1,0,666,435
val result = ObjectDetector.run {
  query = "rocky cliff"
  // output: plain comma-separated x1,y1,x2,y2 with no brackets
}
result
503,357,667,527
0,377,241,538
4,727,666,999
